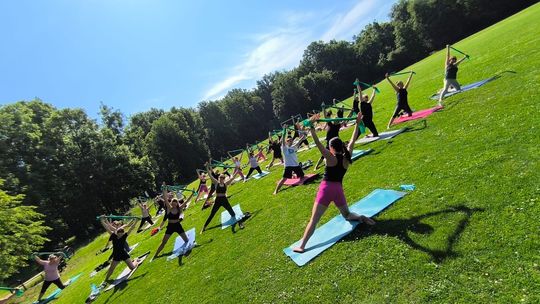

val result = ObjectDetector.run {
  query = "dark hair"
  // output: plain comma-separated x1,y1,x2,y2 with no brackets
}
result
117,228,125,234
329,137,351,163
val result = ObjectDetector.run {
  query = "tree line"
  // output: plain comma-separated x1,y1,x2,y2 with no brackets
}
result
0,0,530,281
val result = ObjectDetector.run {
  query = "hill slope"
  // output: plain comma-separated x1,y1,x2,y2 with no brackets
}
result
8,3,540,304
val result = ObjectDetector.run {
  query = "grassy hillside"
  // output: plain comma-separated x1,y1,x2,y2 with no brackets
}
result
6,3,540,303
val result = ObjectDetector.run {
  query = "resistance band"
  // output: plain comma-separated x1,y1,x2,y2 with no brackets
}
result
390,71,416,76
96,215,140,220
353,80,381,93
450,46,470,58
32,252,68,258
0,287,24,296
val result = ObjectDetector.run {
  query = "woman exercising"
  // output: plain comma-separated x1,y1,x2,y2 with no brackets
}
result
273,128,307,195
137,201,154,232
152,190,194,260
314,110,341,170
201,161,244,233
245,146,263,179
100,217,140,283
293,113,375,253
356,80,379,139
228,152,246,182
386,72,414,128
194,170,209,202
33,253,69,301
266,133,283,169
438,44,468,105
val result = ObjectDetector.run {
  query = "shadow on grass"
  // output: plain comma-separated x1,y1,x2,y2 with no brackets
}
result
102,272,148,304
205,208,262,234
343,205,484,263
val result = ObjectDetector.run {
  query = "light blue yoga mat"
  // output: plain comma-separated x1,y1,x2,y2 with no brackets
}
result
430,77,495,100
252,171,270,179
221,204,243,229
167,228,196,261
283,189,406,266
351,149,373,161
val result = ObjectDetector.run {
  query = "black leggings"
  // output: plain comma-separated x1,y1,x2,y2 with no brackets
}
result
156,204,164,216
392,103,413,118
204,197,235,227
40,278,65,295
362,118,379,137
245,166,263,178
138,216,154,230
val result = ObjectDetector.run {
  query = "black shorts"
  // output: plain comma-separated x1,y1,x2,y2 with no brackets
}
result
273,150,282,158
165,222,185,235
112,250,130,262
283,166,305,179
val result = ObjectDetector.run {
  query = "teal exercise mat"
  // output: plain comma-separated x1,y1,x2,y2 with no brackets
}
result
167,228,196,261
221,204,244,229
283,189,406,266
351,149,373,160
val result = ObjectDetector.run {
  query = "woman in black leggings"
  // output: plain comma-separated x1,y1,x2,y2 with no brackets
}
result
355,79,379,138
201,161,244,233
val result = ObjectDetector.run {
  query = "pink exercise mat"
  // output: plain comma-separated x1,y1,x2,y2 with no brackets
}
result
282,173,319,186
392,106,443,124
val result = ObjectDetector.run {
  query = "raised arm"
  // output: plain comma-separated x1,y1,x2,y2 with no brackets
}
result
205,161,219,184
455,56,467,66
347,113,363,153
33,254,47,265
181,191,195,207
126,219,138,235
100,217,116,234
368,87,377,104
445,44,450,67
308,114,334,161
385,73,399,92
404,72,414,89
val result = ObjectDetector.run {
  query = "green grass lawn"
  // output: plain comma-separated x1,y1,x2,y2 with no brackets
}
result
6,4,540,303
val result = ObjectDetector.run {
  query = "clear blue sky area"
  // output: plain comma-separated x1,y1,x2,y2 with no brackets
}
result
0,0,395,119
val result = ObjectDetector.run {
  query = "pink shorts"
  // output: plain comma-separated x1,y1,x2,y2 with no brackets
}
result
315,180,347,207
198,184,208,193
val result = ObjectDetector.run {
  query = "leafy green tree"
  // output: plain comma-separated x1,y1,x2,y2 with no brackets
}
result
0,180,50,281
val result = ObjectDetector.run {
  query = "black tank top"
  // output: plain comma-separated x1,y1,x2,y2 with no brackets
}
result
111,233,128,253
216,183,227,194
323,154,347,183
360,101,373,119
167,204,182,220
397,88,408,105
445,63,458,79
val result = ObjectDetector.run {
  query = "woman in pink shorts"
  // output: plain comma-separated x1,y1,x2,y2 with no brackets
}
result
293,113,375,253
194,169,209,201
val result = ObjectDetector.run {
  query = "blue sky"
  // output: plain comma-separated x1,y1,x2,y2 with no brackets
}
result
0,0,396,119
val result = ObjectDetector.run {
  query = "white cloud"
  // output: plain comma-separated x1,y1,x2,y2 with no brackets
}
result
321,0,377,41
202,0,385,100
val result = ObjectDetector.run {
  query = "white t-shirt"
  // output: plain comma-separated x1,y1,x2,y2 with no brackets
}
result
249,156,258,168
282,145,299,167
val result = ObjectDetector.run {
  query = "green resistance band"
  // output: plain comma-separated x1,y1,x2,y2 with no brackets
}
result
353,80,381,93
96,215,140,220
390,71,416,76
450,46,470,58
0,287,24,297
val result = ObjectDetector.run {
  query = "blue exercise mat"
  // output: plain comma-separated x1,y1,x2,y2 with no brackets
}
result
252,171,270,179
34,273,82,304
167,228,196,260
430,77,496,100
351,149,373,161
283,189,406,266
221,204,244,229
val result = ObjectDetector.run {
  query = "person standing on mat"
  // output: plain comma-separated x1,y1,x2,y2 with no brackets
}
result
137,201,154,232
293,113,376,253
386,72,414,128
315,111,341,170
438,44,467,105
152,190,194,260
245,145,263,179
355,79,379,139
273,127,307,195
228,151,246,182
194,170,209,202
33,253,69,301
154,195,166,216
201,161,244,233
100,217,140,283
266,133,283,169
